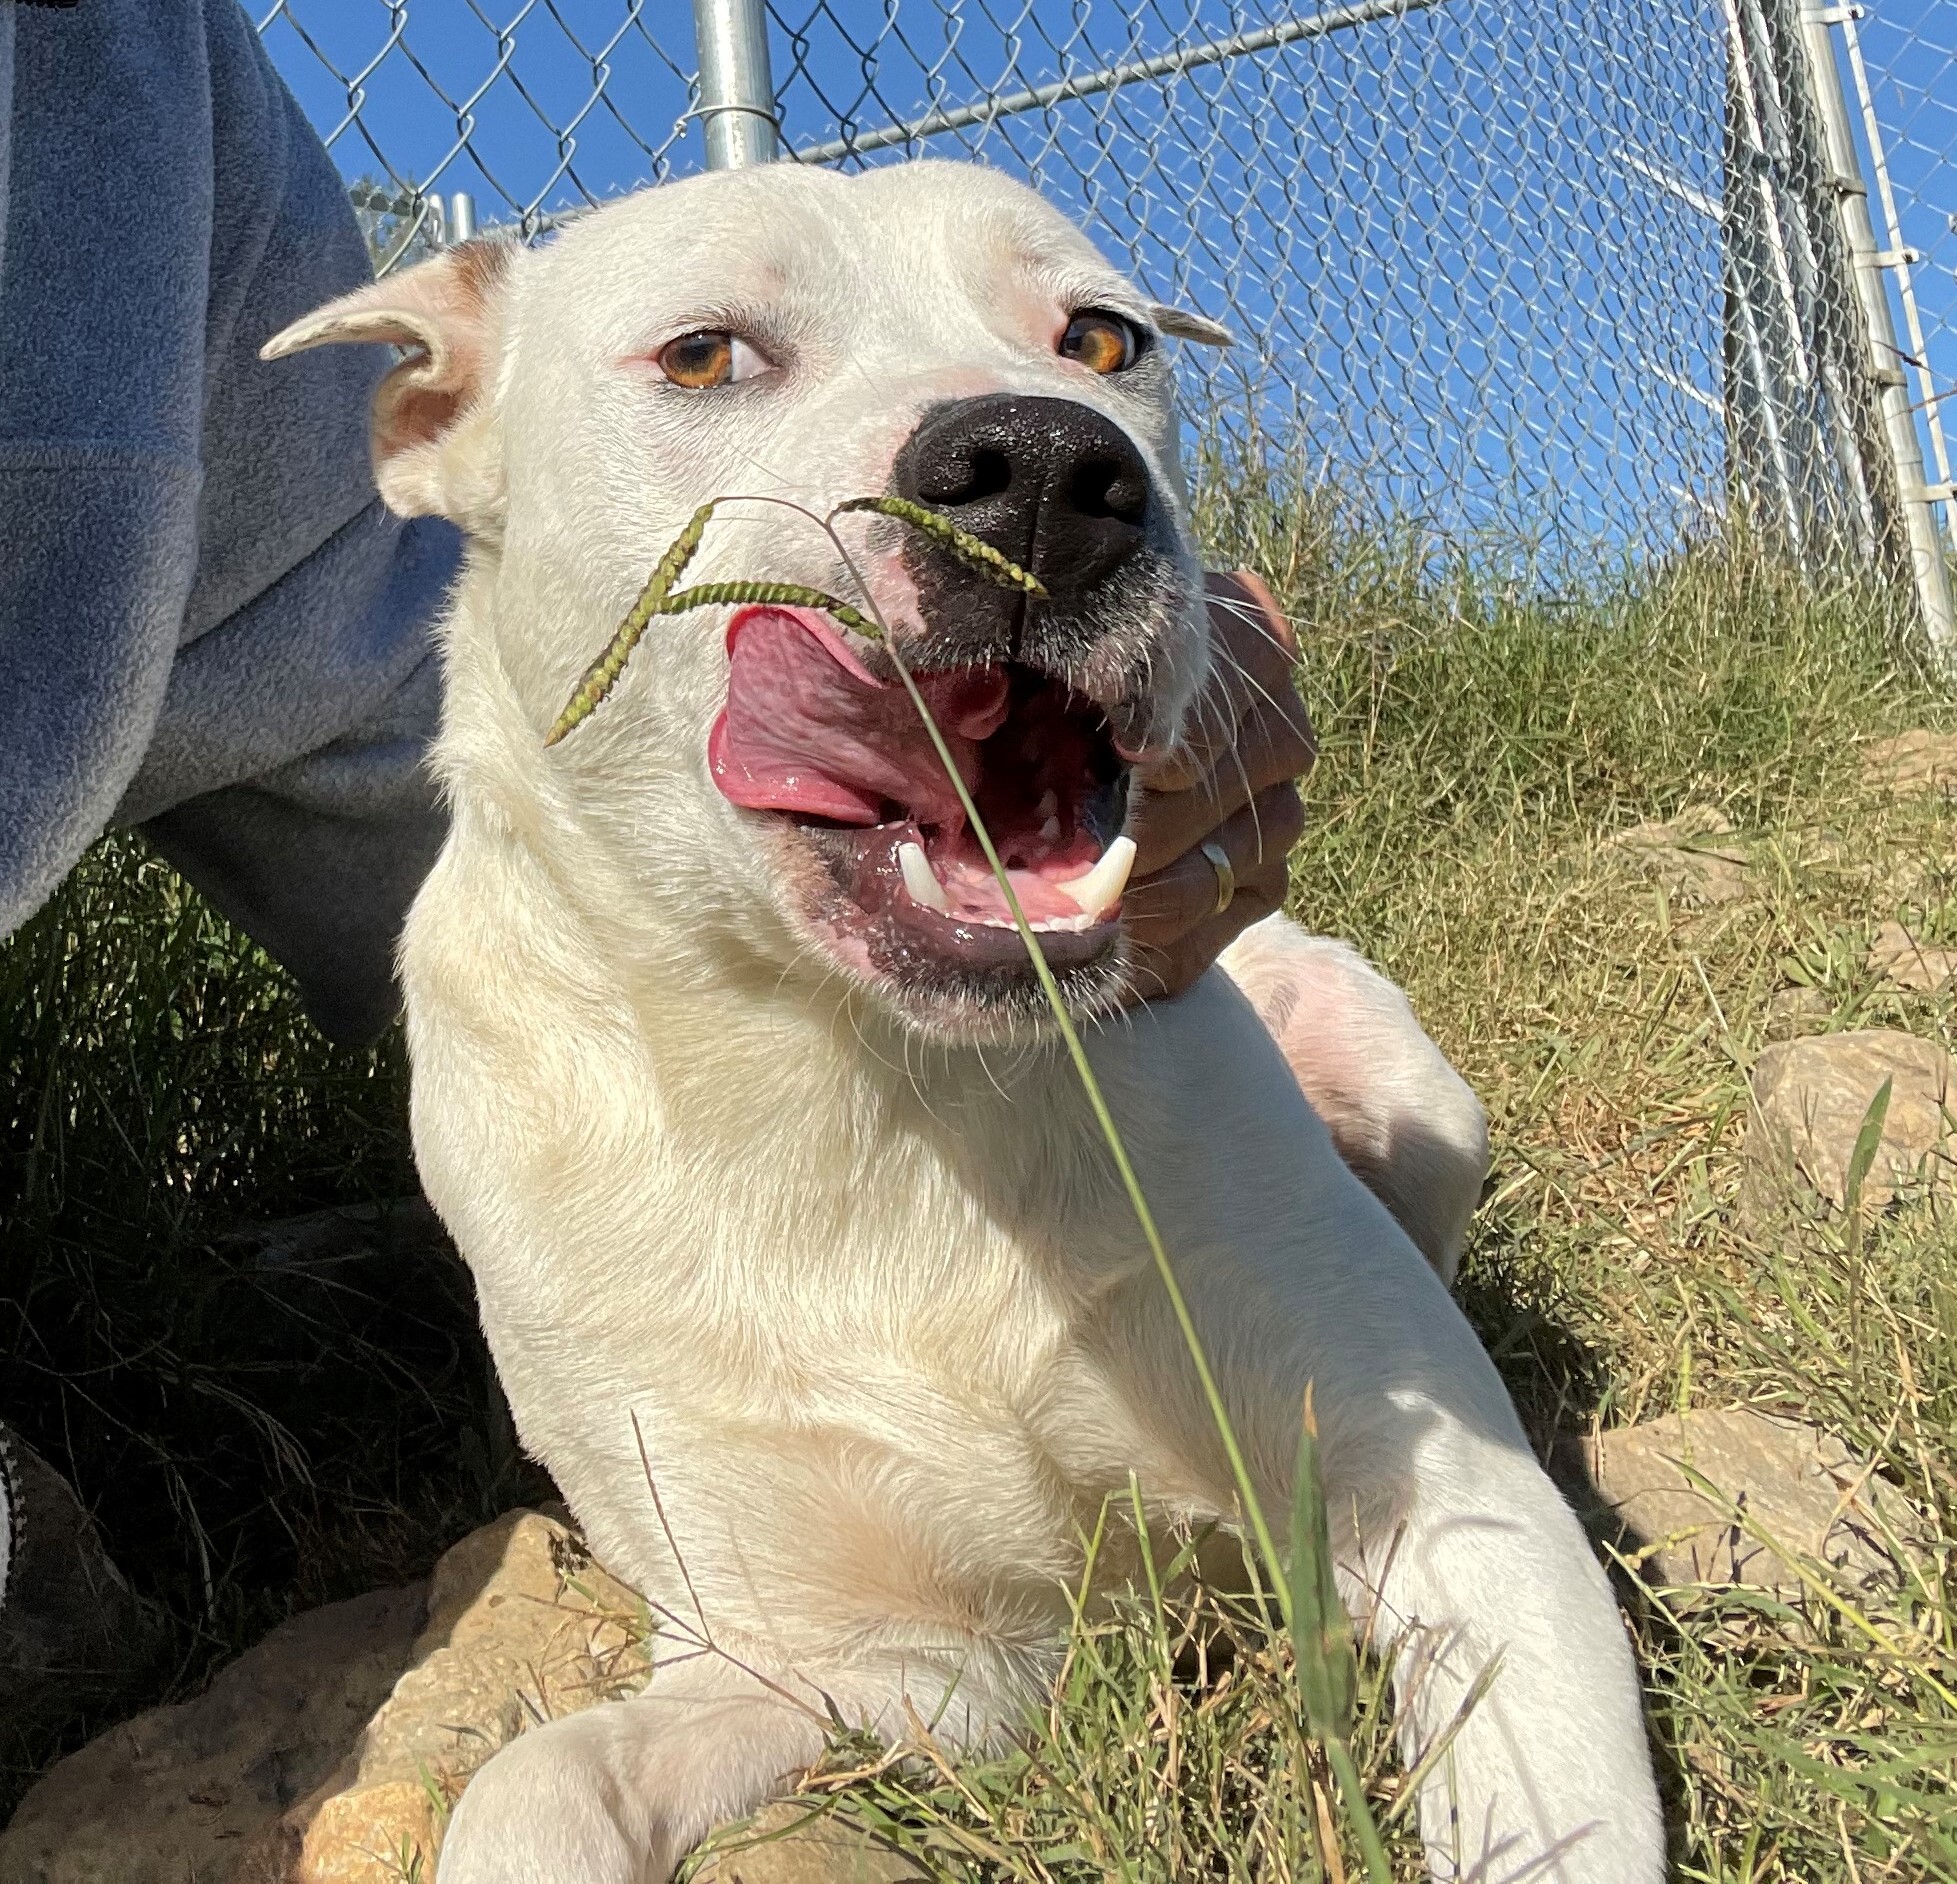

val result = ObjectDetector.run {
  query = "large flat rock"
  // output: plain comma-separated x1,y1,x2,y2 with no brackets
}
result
1,1511,928,1883
0,1508,646,1883
265,1508,652,1881
1580,1407,1925,1602
1745,1028,1955,1212
1606,807,1750,906
0,1581,426,1883
1868,921,1957,993
1861,729,1957,797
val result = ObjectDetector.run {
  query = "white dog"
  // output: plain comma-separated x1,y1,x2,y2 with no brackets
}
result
267,160,1661,1882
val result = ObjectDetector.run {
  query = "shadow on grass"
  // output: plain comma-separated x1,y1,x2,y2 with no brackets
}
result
0,837,551,1816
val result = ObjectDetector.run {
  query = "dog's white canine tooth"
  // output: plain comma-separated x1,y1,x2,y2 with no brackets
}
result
1056,835,1136,921
898,841,951,914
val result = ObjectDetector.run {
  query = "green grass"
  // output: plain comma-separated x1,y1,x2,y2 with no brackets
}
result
5,497,1957,1874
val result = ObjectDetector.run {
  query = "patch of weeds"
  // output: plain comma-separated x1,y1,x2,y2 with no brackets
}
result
695,1523,1424,1883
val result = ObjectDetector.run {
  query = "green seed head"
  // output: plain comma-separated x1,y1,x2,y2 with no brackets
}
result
835,495,1048,598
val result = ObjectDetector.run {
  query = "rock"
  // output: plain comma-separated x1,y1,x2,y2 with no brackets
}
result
0,1432,168,1757
0,1504,911,1883
689,1803,929,1883
1746,1028,1955,1211
1868,920,1957,993
1861,729,1957,797
0,1582,426,1884
1581,1408,1926,1602
1607,807,1750,906
267,1509,649,1880
0,1508,649,1884
217,1196,453,1272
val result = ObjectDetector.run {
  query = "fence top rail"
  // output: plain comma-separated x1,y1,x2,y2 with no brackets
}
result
787,0,1446,166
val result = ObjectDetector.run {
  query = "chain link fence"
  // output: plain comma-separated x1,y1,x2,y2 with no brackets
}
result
255,0,1957,626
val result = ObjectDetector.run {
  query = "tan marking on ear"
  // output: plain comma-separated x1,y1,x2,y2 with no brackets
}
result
259,238,516,521
442,237,515,359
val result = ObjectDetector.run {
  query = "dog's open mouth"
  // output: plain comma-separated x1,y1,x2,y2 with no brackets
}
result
710,606,1131,984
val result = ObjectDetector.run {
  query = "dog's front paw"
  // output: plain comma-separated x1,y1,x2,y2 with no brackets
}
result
439,1727,653,1884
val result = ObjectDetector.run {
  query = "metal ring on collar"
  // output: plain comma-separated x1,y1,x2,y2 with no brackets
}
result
1199,840,1236,916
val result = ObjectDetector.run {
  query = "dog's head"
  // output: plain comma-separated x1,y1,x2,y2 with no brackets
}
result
268,161,1230,1040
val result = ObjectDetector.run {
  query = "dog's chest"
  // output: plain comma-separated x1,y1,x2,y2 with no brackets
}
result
436,1079,1164,1653
487,1206,1150,1662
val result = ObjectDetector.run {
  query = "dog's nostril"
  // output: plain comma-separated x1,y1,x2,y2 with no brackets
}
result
1068,454,1150,526
922,444,1013,510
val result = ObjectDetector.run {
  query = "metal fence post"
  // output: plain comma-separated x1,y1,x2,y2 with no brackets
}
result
1724,0,1824,554
692,0,781,169
1795,1,1956,655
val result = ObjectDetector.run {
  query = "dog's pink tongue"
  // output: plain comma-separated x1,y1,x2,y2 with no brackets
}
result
710,607,1007,826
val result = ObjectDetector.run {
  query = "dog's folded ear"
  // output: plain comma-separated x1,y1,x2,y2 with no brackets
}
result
1148,304,1235,347
261,238,515,524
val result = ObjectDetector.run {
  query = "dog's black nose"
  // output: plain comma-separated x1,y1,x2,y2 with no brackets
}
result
892,394,1152,601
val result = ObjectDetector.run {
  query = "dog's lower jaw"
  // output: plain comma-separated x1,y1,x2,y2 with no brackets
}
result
796,906,1142,1044
404,817,1661,1884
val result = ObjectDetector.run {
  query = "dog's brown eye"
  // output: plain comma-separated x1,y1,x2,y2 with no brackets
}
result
655,330,771,389
659,330,735,388
1060,311,1140,375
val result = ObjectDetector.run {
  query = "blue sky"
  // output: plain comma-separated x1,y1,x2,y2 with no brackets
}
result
257,1,1957,570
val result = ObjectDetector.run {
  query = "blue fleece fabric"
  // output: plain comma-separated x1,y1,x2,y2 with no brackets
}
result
0,0,458,1041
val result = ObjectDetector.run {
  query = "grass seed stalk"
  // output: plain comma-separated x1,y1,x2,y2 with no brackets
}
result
546,495,1385,1872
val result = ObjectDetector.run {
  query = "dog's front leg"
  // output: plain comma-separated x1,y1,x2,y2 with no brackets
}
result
436,1655,840,1884
1346,1402,1664,1883
1091,967,1656,1879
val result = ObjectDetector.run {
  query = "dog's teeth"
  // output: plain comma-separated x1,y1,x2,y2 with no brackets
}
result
1039,816,1061,843
1056,835,1136,922
898,841,951,914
